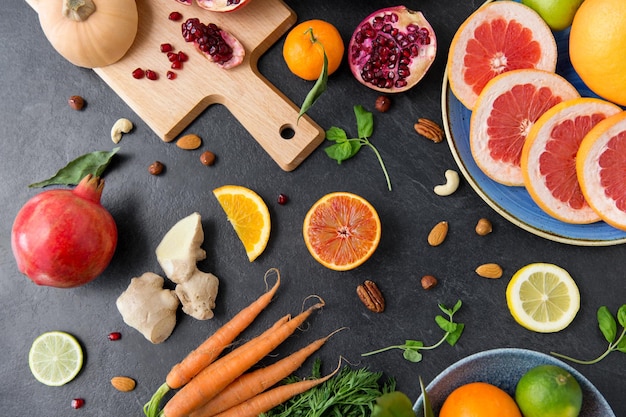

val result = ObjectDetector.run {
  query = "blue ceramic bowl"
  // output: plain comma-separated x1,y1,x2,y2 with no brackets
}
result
412,348,615,417
442,0,626,246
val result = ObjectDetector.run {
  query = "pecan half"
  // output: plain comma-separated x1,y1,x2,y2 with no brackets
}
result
356,280,385,313
414,118,444,143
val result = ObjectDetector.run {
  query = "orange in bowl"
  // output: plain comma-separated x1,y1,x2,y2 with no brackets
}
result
440,381,522,417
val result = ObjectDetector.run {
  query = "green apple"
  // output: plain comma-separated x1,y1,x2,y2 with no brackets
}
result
522,0,585,31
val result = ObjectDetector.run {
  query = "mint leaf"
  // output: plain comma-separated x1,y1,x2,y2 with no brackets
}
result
325,141,361,163
446,323,465,346
326,126,348,142
617,304,626,327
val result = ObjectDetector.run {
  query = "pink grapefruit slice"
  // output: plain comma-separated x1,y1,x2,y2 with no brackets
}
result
448,1,557,110
521,98,621,224
577,111,626,231
470,69,580,186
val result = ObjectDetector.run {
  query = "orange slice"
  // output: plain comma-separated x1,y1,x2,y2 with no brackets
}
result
448,1,557,109
303,192,381,271
577,111,626,231
213,185,271,262
470,69,580,186
521,98,621,224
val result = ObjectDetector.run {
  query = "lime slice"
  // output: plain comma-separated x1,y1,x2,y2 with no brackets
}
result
506,263,580,333
29,331,83,386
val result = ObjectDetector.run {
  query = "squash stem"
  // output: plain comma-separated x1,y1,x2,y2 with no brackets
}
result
63,0,96,22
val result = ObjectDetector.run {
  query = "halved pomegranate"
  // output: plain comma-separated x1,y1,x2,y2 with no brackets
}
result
181,18,245,69
196,0,250,12
174,0,192,5
349,6,437,93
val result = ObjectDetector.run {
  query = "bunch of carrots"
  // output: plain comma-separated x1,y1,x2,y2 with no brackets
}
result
143,268,340,417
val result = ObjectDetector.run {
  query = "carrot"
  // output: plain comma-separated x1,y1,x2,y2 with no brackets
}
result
190,328,344,417
208,360,341,417
167,269,281,389
162,297,325,417
143,269,281,417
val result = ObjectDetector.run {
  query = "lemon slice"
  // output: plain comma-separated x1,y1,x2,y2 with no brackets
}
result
506,263,580,333
213,185,271,262
29,331,83,386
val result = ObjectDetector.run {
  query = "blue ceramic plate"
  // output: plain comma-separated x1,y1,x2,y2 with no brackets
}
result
413,348,615,416
442,0,626,246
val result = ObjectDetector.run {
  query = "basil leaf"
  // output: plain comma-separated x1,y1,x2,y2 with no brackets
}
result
326,126,348,142
325,141,360,163
451,299,463,314
419,377,436,417
354,105,374,138
29,147,120,188
298,49,328,120
597,306,617,343
403,350,423,363
404,340,424,348
617,304,626,327
617,336,626,353
372,392,416,417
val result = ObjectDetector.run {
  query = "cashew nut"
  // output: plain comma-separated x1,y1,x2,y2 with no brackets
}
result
434,169,460,196
111,118,133,143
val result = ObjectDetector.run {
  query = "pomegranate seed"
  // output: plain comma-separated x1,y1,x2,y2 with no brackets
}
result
167,71,177,80
146,70,158,80
169,11,183,21
160,43,173,53
177,51,189,62
132,68,145,79
71,398,85,409
171,60,183,70
107,332,122,341
277,194,288,205
167,52,179,62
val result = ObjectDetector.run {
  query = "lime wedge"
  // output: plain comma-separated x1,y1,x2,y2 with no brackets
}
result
28,331,83,386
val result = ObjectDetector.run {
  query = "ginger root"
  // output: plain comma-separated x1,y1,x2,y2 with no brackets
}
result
175,271,219,320
116,272,179,344
156,212,219,320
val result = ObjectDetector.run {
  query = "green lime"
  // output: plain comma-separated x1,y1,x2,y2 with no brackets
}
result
515,364,583,417
521,0,584,31
28,331,84,386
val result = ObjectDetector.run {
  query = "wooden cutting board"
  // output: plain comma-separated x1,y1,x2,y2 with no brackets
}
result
25,0,325,171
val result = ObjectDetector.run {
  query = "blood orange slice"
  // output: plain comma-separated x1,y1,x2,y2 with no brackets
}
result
448,1,557,109
521,98,621,224
470,69,579,186
303,192,381,271
577,111,626,231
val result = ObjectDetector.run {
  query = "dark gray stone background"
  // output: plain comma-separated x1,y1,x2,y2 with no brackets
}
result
2,1,624,416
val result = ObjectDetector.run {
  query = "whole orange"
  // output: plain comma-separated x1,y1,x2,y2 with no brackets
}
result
283,20,344,81
439,382,522,417
569,0,626,105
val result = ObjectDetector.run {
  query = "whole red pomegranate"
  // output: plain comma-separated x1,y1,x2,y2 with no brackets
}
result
348,6,437,93
11,175,117,288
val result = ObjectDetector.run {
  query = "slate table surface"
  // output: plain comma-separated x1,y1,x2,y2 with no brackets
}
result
2,1,624,416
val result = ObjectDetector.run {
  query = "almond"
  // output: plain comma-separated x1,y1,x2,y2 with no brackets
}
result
111,376,136,392
427,221,448,246
475,263,503,279
176,133,202,150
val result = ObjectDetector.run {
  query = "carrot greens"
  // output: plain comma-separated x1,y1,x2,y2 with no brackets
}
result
362,300,464,363
260,359,396,417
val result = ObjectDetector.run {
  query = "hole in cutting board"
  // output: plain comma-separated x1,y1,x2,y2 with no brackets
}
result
280,124,295,140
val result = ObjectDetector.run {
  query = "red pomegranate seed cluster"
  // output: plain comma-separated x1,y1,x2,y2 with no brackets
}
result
132,12,189,81
182,18,234,65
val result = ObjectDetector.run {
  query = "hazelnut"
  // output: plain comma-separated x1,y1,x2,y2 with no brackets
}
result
68,95,85,111
475,218,493,236
375,95,391,112
148,161,164,175
421,275,438,290
200,151,216,166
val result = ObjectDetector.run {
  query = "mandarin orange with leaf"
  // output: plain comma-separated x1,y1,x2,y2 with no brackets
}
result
283,20,344,81
439,382,522,417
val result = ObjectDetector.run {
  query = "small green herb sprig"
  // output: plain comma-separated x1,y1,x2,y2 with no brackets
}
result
362,300,464,362
298,28,328,120
325,105,392,191
551,304,626,364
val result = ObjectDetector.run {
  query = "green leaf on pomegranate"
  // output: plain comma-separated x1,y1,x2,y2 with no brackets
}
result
29,147,120,188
